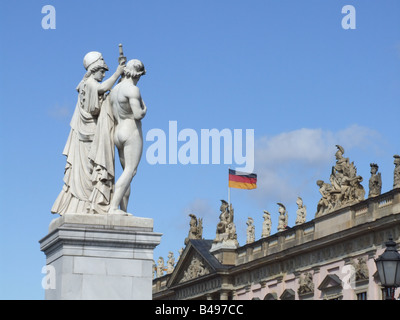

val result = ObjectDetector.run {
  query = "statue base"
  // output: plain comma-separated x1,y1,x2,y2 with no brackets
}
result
39,213,162,300
210,240,238,265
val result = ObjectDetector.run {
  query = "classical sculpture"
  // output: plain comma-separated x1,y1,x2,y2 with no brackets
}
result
316,145,365,216
166,252,175,274
156,257,165,278
295,197,307,225
394,155,400,189
108,59,147,214
246,217,255,244
52,50,125,215
52,46,148,215
298,272,314,295
277,203,288,232
214,200,238,246
152,260,157,279
352,257,369,281
184,214,203,245
368,163,382,198
316,180,333,216
178,248,184,261
261,210,271,238
180,256,209,283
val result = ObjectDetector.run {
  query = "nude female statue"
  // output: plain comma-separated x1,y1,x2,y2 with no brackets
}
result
108,59,147,214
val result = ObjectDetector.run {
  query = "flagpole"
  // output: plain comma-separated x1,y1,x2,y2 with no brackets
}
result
228,167,231,209
228,185,231,208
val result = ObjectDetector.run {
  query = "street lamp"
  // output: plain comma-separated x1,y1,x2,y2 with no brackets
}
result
375,237,400,300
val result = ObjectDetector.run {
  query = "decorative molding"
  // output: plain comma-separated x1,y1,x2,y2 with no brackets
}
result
179,254,210,283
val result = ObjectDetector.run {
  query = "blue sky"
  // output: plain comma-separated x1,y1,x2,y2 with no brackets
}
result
0,0,399,299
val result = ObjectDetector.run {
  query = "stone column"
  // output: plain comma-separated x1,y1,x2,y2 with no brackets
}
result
220,290,229,300
39,213,162,300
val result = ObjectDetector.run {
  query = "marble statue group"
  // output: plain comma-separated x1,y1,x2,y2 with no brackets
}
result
52,45,147,215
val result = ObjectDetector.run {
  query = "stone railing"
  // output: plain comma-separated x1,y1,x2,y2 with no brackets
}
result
152,273,172,297
236,188,400,265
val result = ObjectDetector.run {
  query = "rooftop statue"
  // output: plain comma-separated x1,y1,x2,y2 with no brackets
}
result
277,203,288,232
214,200,238,247
166,252,175,274
184,214,203,245
156,257,165,278
246,217,255,244
316,145,365,217
261,210,271,238
368,163,382,198
295,197,307,225
394,155,400,189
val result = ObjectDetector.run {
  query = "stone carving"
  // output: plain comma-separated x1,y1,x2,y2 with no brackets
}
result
277,203,288,232
246,217,255,244
316,145,365,217
152,260,157,279
156,257,165,278
184,214,203,245
295,197,307,225
394,155,400,189
352,257,369,281
52,45,148,216
107,59,147,214
261,211,271,238
213,200,238,246
52,50,125,215
316,180,333,217
298,272,314,295
178,248,184,260
368,163,382,198
167,252,175,274
180,255,210,283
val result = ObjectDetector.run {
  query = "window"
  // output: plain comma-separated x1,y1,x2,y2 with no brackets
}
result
356,292,367,300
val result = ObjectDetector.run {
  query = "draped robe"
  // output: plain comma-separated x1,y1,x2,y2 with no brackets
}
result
51,77,115,215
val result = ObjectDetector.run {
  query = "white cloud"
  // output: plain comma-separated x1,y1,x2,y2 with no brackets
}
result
180,198,219,234
255,128,333,166
252,124,383,205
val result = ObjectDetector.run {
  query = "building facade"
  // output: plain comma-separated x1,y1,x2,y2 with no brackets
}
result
153,189,400,300
153,149,400,300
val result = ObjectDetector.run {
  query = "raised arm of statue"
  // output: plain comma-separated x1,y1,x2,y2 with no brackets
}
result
97,64,125,95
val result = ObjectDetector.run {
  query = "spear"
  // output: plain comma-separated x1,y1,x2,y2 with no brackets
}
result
118,43,127,66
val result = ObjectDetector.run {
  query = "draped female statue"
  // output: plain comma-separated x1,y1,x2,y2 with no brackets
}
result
52,51,125,215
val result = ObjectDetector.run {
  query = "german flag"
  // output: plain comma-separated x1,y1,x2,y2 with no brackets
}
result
229,169,257,190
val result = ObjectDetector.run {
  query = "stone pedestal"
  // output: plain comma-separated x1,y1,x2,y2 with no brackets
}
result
39,213,162,300
210,240,238,265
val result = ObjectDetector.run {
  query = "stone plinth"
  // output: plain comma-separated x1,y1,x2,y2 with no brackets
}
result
39,213,162,300
210,240,238,265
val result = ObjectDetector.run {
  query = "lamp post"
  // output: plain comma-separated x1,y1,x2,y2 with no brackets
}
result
375,237,400,300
